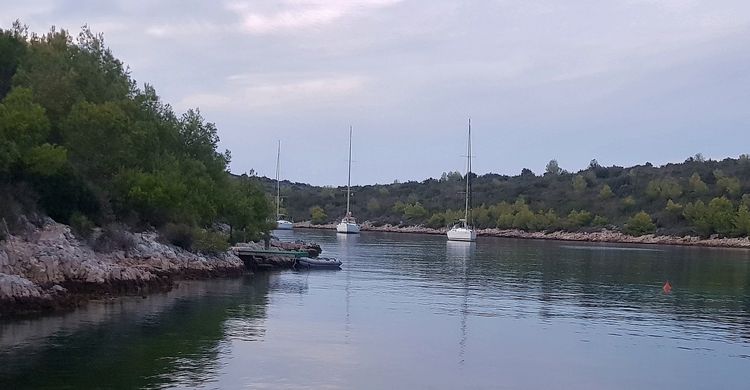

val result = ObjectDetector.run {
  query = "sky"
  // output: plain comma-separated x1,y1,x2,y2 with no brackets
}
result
3,0,750,186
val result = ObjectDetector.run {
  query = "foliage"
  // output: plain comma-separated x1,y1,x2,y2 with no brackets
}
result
571,175,587,193
253,152,750,238
716,175,740,197
161,223,195,250
683,197,737,237
310,206,327,225
192,229,230,254
69,212,95,238
0,24,271,251
645,178,682,200
592,215,608,227
566,210,593,229
688,172,709,195
545,159,563,176
402,202,428,222
624,211,656,236
733,205,750,237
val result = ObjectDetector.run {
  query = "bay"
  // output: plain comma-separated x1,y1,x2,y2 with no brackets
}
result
1,230,749,389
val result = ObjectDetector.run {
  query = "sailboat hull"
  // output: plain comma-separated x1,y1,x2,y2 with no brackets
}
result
447,227,476,242
276,220,294,230
336,222,360,234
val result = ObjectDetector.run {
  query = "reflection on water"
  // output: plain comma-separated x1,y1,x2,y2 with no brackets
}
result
0,276,273,389
446,241,473,366
2,230,750,389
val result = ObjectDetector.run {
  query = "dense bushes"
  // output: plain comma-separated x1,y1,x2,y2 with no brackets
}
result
0,24,271,249
624,212,656,236
160,222,229,254
262,154,750,238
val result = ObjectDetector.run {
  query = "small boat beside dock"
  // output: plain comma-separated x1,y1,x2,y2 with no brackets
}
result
295,257,342,269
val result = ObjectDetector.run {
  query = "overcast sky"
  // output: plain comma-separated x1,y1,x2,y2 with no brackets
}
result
4,0,750,185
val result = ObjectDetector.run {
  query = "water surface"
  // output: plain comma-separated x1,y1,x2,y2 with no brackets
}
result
2,230,749,389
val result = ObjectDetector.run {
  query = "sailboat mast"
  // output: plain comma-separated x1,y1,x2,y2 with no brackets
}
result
464,119,471,227
346,126,352,215
276,140,281,220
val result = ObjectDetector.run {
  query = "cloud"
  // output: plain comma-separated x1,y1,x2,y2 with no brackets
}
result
177,73,367,112
226,0,403,34
6,0,750,184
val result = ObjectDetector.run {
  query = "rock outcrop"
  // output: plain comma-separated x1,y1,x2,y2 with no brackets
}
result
0,220,246,317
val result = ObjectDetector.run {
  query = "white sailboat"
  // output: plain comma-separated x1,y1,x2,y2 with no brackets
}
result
447,119,477,242
337,126,360,234
275,141,293,230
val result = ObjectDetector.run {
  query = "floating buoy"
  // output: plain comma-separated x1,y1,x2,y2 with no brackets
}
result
663,281,672,294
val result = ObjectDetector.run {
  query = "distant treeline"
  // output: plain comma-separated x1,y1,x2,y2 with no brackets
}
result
254,154,750,237
0,23,271,250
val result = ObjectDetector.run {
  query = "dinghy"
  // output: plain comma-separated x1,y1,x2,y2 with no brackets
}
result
296,257,342,269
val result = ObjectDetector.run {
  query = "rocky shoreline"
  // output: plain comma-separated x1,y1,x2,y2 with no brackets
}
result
0,220,319,318
294,221,750,249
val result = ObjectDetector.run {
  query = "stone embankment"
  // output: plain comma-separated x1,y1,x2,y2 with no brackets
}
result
294,222,750,248
0,220,320,317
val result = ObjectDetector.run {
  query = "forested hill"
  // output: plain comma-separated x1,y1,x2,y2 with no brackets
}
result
255,155,750,237
0,23,271,250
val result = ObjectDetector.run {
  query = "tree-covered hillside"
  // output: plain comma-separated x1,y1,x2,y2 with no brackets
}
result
0,23,271,249
256,155,750,238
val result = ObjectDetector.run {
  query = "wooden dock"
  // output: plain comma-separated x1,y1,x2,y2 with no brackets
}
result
231,247,309,258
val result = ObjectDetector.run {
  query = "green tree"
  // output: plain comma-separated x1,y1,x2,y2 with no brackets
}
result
23,143,67,175
599,184,614,199
572,175,587,193
566,210,593,228
366,198,381,213
665,199,683,216
310,206,327,225
683,200,710,235
621,196,636,210
61,101,132,181
0,87,50,173
684,197,735,236
716,175,741,197
545,159,563,176
706,197,735,236
403,202,428,222
624,211,656,236
733,204,750,237
688,172,709,195
592,215,608,227
645,178,682,200
0,22,28,99
220,178,272,243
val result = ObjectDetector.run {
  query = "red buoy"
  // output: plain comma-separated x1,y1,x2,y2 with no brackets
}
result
663,281,672,294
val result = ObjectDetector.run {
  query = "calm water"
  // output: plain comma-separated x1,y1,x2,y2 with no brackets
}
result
2,230,750,389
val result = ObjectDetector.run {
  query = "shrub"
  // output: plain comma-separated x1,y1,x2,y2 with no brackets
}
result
625,211,656,236
69,212,95,238
161,222,194,250
193,229,229,254
310,206,327,225
566,210,593,228
426,213,446,228
91,223,135,253
592,215,608,227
